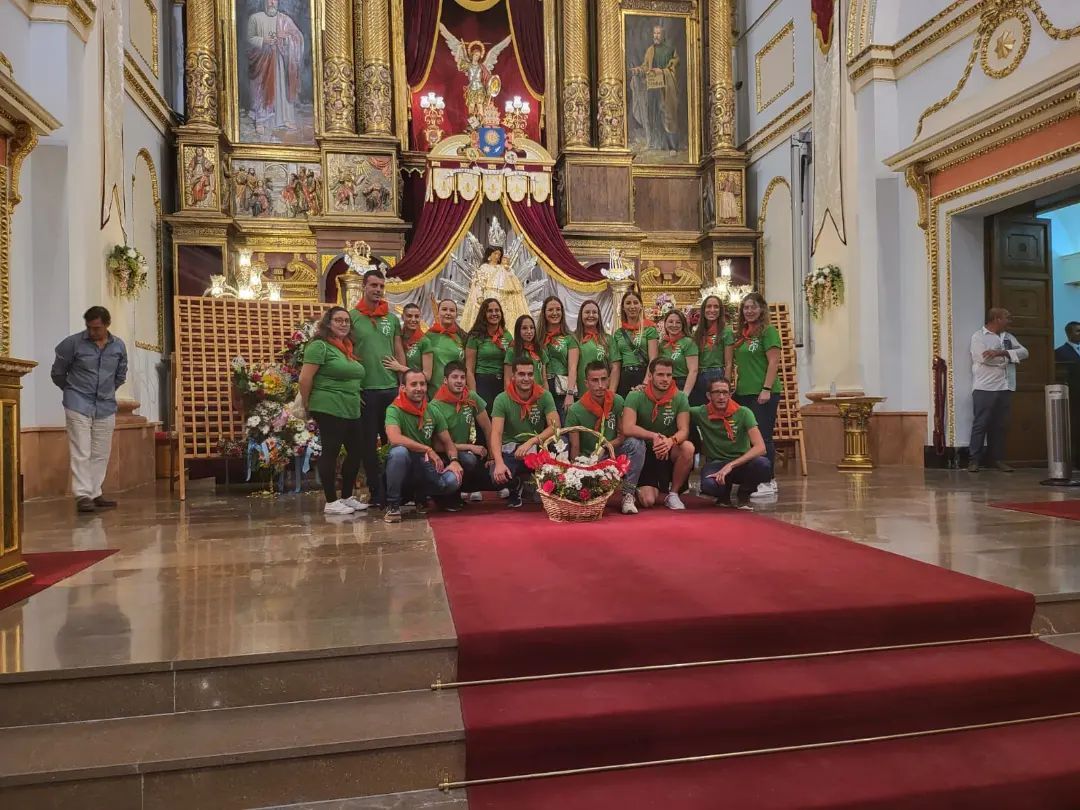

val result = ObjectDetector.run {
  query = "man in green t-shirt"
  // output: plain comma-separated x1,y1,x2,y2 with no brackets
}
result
620,357,694,513
691,377,770,509
350,269,408,506
565,361,625,460
489,357,560,508
383,369,463,523
428,360,494,502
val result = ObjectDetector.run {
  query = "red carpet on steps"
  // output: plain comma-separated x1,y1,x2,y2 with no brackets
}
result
991,499,1080,520
0,550,117,612
429,506,1080,808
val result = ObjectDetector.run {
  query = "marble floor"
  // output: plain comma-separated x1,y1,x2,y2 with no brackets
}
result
3,464,1080,678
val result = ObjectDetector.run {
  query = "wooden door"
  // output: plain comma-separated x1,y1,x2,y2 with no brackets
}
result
986,212,1053,465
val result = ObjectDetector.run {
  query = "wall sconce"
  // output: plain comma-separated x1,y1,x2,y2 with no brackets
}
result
419,92,446,148
502,95,530,138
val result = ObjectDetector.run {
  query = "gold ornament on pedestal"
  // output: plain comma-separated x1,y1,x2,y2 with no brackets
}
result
338,240,375,309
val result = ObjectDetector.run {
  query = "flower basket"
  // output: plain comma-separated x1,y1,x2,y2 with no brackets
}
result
526,426,628,523
804,264,844,320
106,244,149,300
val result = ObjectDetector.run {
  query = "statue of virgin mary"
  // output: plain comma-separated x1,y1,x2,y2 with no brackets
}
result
459,244,532,329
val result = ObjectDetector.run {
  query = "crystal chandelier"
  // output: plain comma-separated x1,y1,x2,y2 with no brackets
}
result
205,249,282,301
700,258,753,308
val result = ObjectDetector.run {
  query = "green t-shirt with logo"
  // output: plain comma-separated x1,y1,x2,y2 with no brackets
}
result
576,335,615,394
403,331,425,371
612,325,658,368
733,325,783,395
624,388,690,437
385,401,448,448
302,340,365,420
491,389,557,445
420,331,466,394
543,332,579,377
504,345,548,386
658,336,699,379
691,404,758,463
428,392,487,445
467,331,512,376
564,394,625,456
698,325,735,370
350,308,402,390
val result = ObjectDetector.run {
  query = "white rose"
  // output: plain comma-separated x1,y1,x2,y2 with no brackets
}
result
247,416,260,427
127,248,137,258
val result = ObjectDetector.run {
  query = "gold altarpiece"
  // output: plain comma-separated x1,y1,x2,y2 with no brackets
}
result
167,0,758,305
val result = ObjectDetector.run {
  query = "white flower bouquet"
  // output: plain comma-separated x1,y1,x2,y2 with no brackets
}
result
107,244,149,300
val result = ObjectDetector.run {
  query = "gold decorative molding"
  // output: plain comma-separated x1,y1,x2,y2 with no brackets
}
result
322,0,356,135
8,122,35,207
0,165,9,355
743,91,811,162
597,0,626,149
562,0,590,147
361,0,392,135
124,50,175,135
129,0,160,77
755,20,795,113
183,0,218,126
133,148,164,353
980,11,1030,79
758,175,791,225
0,53,12,76
708,0,735,152
905,164,930,230
757,175,791,296
28,0,95,31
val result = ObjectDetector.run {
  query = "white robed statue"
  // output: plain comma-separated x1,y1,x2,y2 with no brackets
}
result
459,220,533,328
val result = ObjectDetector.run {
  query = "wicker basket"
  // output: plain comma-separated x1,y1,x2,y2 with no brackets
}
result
534,426,621,523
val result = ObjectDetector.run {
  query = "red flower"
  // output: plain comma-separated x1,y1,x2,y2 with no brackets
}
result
579,488,591,501
541,480,555,494
524,450,553,470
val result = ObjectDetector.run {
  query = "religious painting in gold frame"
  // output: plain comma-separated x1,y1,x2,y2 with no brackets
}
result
224,0,321,145
228,158,323,218
325,153,396,215
623,8,700,166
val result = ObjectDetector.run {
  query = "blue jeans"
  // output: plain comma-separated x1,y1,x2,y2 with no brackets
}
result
385,446,460,508
699,457,772,504
619,437,649,495
454,449,494,491
734,393,779,470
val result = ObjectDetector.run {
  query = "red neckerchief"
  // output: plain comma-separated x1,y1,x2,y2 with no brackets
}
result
706,398,741,440
579,389,615,432
621,319,655,331
429,322,461,343
663,332,684,353
325,337,355,361
355,298,389,324
732,323,762,349
434,384,473,413
543,328,566,347
487,325,507,350
644,381,677,421
580,329,602,347
403,328,425,352
520,340,541,361
391,391,427,429
505,381,545,420
704,322,720,347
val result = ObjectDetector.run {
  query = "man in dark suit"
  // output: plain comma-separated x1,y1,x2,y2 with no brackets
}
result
1055,322,1080,363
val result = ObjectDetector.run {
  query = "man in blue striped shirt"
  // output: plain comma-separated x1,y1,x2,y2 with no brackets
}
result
51,306,128,512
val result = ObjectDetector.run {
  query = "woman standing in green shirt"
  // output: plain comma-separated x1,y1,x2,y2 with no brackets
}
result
503,314,548,387
420,298,465,397
298,307,367,515
610,289,658,396
658,309,698,397
725,291,782,497
690,294,733,405
537,296,580,423
573,299,614,397
401,303,425,371
465,297,511,416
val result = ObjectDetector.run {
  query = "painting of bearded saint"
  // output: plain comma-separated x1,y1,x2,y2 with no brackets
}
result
627,16,690,164
237,0,315,144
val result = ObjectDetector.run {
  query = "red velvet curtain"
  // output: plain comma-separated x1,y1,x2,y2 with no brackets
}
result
404,0,441,87
507,0,545,97
506,199,605,286
392,194,478,282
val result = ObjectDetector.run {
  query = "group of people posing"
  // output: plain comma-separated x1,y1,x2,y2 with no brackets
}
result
298,265,784,523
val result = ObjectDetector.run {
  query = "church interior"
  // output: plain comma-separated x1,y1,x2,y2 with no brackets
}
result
4,0,1080,807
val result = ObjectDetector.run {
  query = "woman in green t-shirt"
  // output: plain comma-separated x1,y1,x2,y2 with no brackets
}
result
537,296,580,422
690,294,733,406
420,298,465,397
298,306,367,516
573,299,614,397
610,289,658,396
726,291,782,496
503,314,548,388
465,297,511,416
658,309,698,398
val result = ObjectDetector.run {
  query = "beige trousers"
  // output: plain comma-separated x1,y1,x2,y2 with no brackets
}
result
64,408,115,500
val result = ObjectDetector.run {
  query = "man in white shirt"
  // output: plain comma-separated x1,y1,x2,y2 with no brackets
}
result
968,308,1028,473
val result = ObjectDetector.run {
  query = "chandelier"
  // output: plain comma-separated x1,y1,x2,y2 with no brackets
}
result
700,258,753,308
205,249,282,301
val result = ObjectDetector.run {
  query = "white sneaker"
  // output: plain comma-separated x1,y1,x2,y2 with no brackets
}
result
498,488,510,499
621,493,639,515
342,496,369,512
749,480,778,500
468,492,483,502
324,499,354,515
665,492,686,510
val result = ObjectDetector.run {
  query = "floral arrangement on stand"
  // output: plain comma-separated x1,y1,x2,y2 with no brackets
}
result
279,319,320,373
804,264,845,320
106,245,149,300
524,426,630,523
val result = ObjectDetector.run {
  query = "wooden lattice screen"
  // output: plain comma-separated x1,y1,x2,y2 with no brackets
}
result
770,302,807,475
174,296,330,499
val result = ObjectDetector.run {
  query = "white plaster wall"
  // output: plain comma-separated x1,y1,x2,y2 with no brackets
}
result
740,0,814,138
949,213,985,447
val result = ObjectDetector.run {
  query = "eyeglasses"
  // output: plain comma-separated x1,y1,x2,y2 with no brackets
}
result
330,317,351,324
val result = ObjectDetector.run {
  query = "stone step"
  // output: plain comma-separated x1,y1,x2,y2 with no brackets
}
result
0,690,464,810
259,788,468,809
0,641,456,728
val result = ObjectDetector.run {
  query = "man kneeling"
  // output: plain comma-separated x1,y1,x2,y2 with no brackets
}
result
691,377,771,509
489,357,560,508
621,357,694,511
384,369,464,523
427,360,494,509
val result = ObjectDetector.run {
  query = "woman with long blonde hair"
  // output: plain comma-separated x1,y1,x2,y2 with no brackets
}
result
573,299,614,396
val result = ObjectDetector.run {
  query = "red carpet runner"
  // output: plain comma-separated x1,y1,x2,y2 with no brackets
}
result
430,504,1080,808
991,499,1080,521
0,550,117,612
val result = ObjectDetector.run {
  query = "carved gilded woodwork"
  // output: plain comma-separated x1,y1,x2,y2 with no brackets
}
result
707,0,734,152
322,0,356,135
361,0,393,134
562,0,590,147
0,166,8,356
596,0,626,148
183,0,218,126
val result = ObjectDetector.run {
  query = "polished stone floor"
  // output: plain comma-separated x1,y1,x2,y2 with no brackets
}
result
3,465,1080,677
